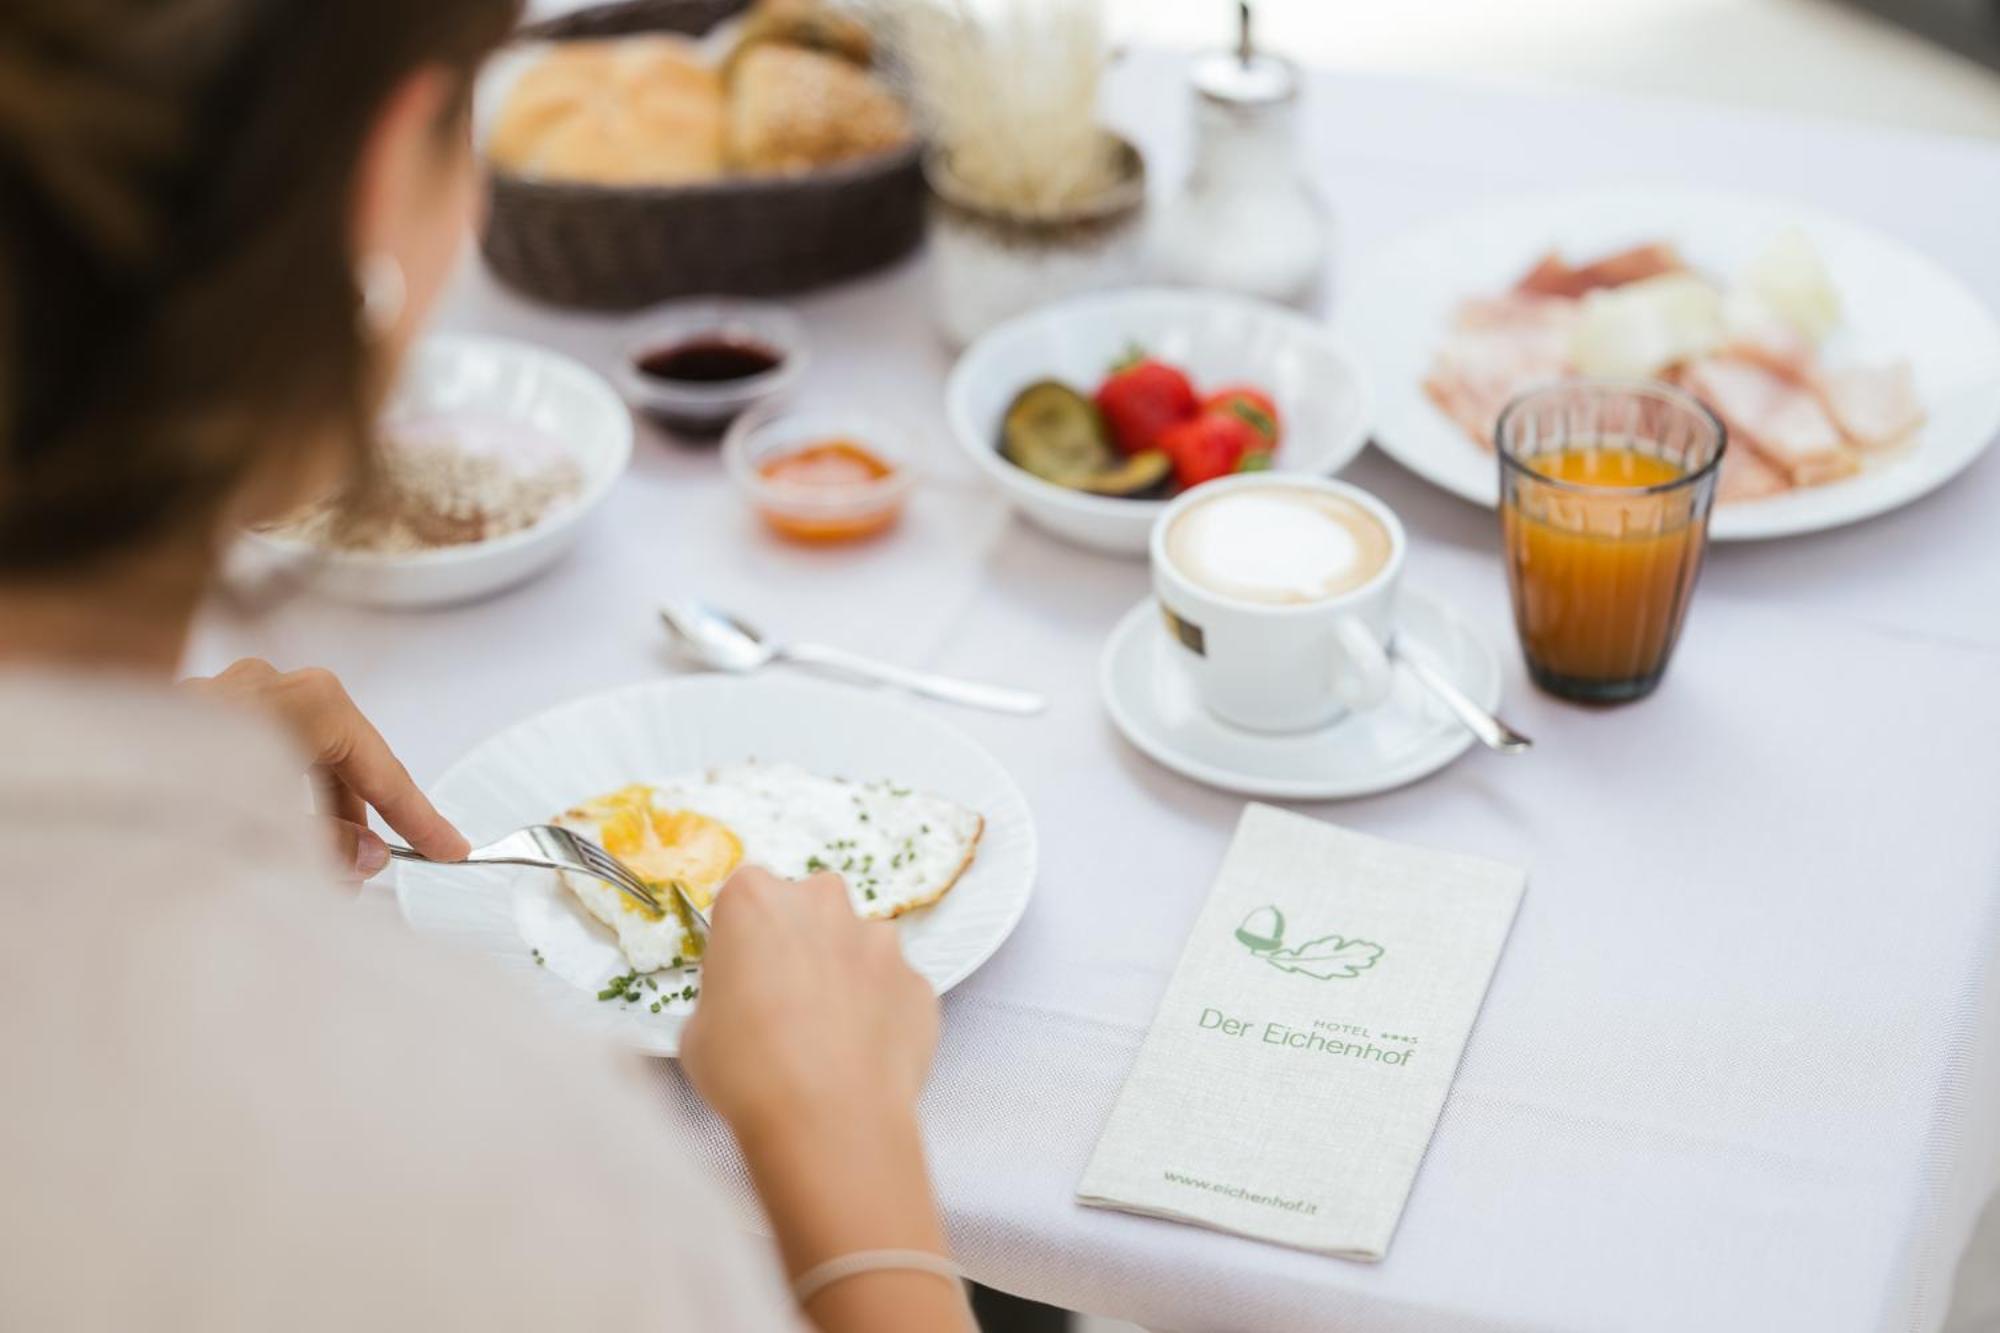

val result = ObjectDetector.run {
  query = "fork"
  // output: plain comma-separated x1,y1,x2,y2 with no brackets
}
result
386,826,709,928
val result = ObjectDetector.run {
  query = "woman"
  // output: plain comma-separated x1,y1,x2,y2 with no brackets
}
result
0,2,974,1330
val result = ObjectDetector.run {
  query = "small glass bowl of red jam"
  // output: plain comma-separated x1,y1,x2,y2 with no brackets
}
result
617,300,807,439
724,407,917,544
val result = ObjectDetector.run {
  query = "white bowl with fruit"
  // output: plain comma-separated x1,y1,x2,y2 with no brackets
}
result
944,288,1372,554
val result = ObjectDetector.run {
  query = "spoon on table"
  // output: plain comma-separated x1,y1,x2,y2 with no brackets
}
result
1391,642,1533,755
659,600,1047,716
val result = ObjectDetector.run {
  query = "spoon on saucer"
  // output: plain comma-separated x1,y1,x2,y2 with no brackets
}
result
1392,643,1533,754
660,601,1047,716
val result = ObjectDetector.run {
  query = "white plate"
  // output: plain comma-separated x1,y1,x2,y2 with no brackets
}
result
1344,187,2000,541
1099,587,1500,800
241,334,632,606
395,675,1037,1056
947,287,1372,555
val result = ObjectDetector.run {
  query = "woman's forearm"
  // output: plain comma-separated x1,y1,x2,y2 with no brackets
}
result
735,1105,974,1333
679,873,967,1331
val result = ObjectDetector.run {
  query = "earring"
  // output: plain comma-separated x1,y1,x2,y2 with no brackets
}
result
355,252,406,340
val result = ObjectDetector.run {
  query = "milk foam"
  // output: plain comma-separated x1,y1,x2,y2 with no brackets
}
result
1167,488,1391,605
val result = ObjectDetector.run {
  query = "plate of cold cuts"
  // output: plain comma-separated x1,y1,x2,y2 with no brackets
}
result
1342,186,2000,540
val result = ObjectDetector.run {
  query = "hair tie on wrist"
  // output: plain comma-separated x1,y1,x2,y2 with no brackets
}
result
791,1248,963,1305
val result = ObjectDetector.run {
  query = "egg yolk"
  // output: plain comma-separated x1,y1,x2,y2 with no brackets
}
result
593,792,742,913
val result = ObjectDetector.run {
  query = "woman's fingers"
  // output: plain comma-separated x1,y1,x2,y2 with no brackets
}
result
327,817,391,880
315,771,368,828
187,659,470,862
684,866,940,1140
276,670,468,860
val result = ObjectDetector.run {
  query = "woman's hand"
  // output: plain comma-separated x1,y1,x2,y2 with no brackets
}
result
681,867,937,1136
183,658,469,877
681,869,972,1332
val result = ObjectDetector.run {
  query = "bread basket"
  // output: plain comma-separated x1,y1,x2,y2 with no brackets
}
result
479,0,926,309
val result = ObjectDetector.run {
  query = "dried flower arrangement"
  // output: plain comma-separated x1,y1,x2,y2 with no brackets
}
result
871,0,1128,219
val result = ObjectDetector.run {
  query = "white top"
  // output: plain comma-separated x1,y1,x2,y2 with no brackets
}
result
0,675,803,1332
185,56,2000,1333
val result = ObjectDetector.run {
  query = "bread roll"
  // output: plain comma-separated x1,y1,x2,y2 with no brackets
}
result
490,37,726,185
728,46,910,175
725,0,875,74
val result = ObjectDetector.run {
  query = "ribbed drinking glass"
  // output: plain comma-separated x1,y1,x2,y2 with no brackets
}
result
1497,380,1725,703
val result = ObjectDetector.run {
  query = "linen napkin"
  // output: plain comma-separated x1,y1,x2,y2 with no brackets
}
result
1077,803,1525,1260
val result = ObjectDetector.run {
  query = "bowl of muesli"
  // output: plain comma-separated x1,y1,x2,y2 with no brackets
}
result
239,335,632,608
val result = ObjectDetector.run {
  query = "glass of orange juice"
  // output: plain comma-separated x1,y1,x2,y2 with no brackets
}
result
1497,381,1725,703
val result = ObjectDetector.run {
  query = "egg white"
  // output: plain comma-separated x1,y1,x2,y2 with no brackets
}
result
556,761,982,974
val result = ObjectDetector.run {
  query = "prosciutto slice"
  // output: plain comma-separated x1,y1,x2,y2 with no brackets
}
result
1515,243,1687,299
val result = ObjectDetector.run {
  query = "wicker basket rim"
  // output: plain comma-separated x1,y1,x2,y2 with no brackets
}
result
487,137,922,201
513,0,745,40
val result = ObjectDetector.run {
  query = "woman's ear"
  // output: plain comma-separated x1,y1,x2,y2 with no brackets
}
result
348,65,477,354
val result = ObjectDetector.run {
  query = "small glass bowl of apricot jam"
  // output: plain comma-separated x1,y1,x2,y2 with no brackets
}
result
724,407,916,544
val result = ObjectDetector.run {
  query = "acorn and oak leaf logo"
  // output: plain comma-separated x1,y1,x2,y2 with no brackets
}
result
1234,906,1383,981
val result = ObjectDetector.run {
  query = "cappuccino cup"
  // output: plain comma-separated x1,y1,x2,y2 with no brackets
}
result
1150,475,1405,733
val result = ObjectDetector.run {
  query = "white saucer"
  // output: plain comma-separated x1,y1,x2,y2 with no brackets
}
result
1098,587,1503,800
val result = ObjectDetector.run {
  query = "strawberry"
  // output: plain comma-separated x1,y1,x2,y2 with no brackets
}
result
1094,353,1199,455
1200,385,1282,446
1159,409,1264,491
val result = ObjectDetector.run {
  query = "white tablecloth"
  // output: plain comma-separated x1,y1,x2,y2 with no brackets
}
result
189,58,2000,1333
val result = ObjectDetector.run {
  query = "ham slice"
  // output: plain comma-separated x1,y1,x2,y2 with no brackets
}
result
1815,362,1923,450
1680,356,1858,487
1715,441,1789,503
1422,294,1579,449
1715,310,1815,381
1661,361,1791,503
1516,244,1686,299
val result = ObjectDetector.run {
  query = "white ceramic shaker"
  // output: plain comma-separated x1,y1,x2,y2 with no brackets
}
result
1153,2,1331,308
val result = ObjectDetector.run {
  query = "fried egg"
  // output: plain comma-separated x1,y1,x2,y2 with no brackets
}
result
554,762,983,973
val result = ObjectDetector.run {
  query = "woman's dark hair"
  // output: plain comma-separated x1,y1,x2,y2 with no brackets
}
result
0,0,517,573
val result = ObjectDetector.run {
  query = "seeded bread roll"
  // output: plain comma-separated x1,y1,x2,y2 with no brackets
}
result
489,36,726,185
725,0,876,75
727,45,910,175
